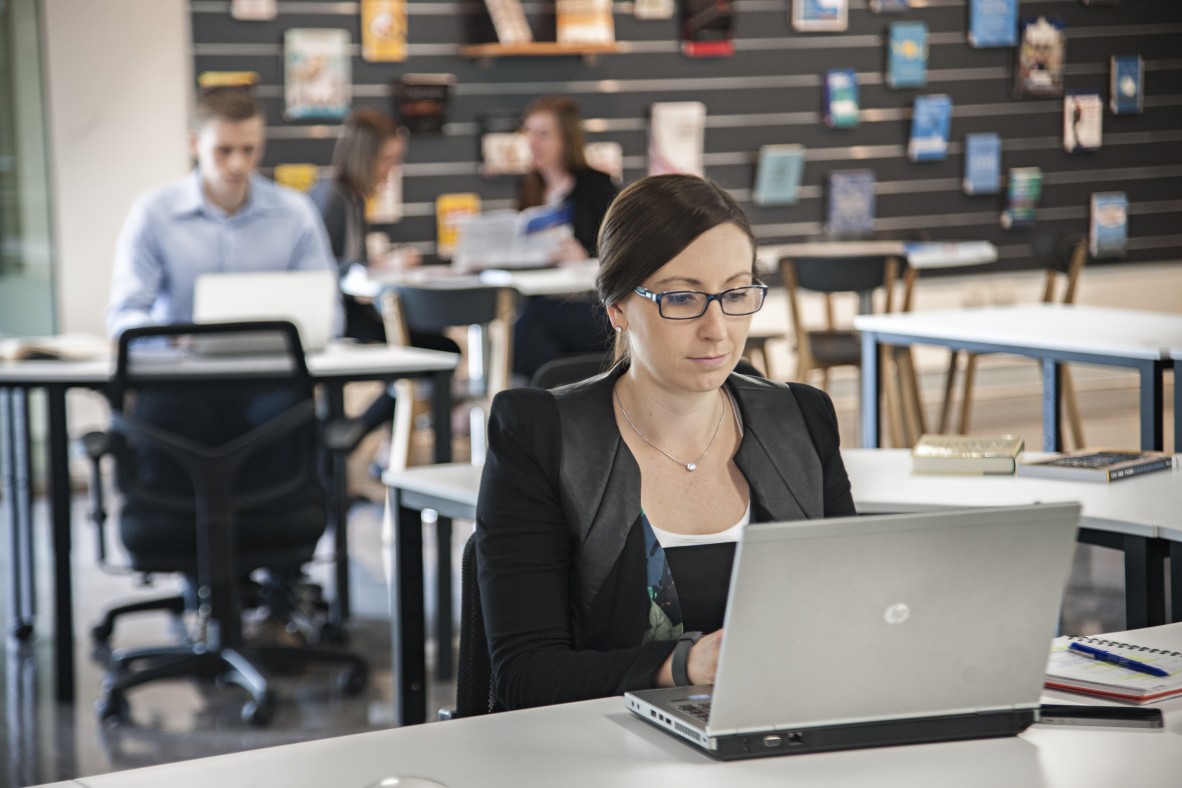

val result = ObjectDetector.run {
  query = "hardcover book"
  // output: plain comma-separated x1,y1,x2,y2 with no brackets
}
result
887,21,928,89
361,0,407,63
963,132,1001,195
1014,17,1065,97
557,0,615,45
823,68,860,129
0,333,111,362
483,0,533,44
968,0,1017,48
1063,92,1103,153
1110,55,1144,115
1017,450,1174,483
907,94,952,162
1089,192,1129,258
479,111,531,177
752,144,806,207
648,101,706,176
435,193,482,260
792,0,848,32
1000,167,1041,230
825,169,876,238
911,434,1024,475
1046,636,1182,704
394,74,454,135
283,28,351,120
681,0,735,57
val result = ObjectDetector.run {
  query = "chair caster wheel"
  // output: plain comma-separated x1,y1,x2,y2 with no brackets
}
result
91,622,113,644
242,693,275,726
12,622,34,641
339,663,368,696
96,692,130,724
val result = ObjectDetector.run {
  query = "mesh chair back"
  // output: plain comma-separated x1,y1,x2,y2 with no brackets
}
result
454,532,501,717
789,255,895,294
389,285,510,334
529,351,611,389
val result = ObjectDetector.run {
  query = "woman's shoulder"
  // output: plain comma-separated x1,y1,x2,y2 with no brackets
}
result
728,373,835,415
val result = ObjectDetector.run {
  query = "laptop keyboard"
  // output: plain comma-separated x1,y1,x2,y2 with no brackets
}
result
677,702,712,722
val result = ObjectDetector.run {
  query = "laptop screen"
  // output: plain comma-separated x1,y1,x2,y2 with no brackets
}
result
193,270,338,352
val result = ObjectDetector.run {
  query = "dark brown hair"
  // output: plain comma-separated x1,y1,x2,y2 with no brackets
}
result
331,108,404,199
192,87,263,131
596,174,757,363
518,96,591,210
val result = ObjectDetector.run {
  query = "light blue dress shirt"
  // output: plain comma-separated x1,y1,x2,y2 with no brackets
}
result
107,169,340,339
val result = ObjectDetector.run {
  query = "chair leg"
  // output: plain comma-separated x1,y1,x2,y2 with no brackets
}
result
937,351,961,434
1061,366,1086,449
92,594,186,644
882,346,905,448
957,354,980,434
894,347,926,445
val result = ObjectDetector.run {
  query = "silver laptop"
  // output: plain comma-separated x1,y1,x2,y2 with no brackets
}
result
625,503,1081,761
193,269,338,353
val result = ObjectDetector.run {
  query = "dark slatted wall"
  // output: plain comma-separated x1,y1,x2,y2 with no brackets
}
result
191,0,1182,271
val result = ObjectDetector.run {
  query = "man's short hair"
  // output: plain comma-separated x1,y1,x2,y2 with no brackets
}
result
191,87,264,131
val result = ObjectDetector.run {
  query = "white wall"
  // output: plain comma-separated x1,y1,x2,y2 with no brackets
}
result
42,0,191,336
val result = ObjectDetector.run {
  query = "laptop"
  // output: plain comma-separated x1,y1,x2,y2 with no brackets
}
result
625,503,1081,761
193,269,338,353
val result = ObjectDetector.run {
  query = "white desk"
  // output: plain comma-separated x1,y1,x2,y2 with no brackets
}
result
340,260,600,300
41,624,1182,788
855,304,1182,452
0,342,458,704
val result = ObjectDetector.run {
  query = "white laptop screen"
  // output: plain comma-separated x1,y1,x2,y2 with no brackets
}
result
192,270,339,352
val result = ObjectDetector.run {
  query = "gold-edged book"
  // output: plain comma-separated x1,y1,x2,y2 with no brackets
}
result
910,433,1024,475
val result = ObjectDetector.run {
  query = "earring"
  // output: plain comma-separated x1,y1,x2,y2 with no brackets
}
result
614,325,623,334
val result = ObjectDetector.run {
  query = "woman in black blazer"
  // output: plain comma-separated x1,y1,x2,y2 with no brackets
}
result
477,174,856,710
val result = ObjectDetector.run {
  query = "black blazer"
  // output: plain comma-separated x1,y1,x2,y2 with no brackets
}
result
567,168,618,256
475,368,855,710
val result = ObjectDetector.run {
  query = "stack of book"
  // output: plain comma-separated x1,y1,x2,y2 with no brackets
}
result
910,434,1024,475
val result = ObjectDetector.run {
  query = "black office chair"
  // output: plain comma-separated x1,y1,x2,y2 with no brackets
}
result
529,351,612,389
449,533,503,719
90,321,367,725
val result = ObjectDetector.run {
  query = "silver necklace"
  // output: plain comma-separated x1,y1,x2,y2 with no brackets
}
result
614,387,727,472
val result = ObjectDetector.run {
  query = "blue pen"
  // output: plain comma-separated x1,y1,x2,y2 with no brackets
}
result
1068,642,1169,678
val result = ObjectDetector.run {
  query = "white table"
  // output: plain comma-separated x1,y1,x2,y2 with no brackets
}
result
38,624,1182,788
1172,346,1182,452
855,304,1182,452
0,341,458,704
340,260,600,300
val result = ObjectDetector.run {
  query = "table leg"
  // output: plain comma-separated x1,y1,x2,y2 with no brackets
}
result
389,490,427,726
1173,361,1181,454
1041,359,1063,452
323,383,351,623
1137,361,1164,451
2,388,36,640
1171,540,1182,624
46,385,75,702
435,516,453,681
859,332,881,448
431,370,453,464
1121,535,1167,630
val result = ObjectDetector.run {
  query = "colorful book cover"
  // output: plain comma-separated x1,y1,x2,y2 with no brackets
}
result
197,71,259,90
963,133,1001,195
1014,17,1065,97
908,94,952,162
394,74,454,135
273,163,320,193
869,0,909,13
1090,192,1128,258
968,0,1017,48
648,102,706,176
792,0,848,32
680,0,735,57
361,0,407,63
823,68,860,129
634,0,675,20
435,193,482,259
283,28,351,120
1001,167,1042,230
1064,92,1103,153
753,144,806,207
483,0,533,44
1110,55,1144,115
887,22,928,89
826,169,876,237
230,0,277,20
479,111,531,177
557,0,615,45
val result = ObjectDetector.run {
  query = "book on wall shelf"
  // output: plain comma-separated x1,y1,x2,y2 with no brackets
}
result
963,132,1001,195
479,111,531,177
907,94,952,162
394,74,454,135
823,68,859,129
1046,635,1182,704
483,0,533,44
273,163,320,193
887,21,928,89
1089,191,1128,258
648,101,706,176
680,0,735,58
869,0,909,14
910,434,1024,475
1110,55,1143,115
361,0,408,63
752,144,805,207
1017,449,1174,483
1000,166,1041,230
825,169,876,238
283,28,351,120
1063,92,1102,153
792,0,848,32
967,0,1017,48
557,0,615,45
435,193,482,260
1014,16,1065,98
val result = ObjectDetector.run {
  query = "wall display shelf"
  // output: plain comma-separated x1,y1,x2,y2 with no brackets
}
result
458,41,625,64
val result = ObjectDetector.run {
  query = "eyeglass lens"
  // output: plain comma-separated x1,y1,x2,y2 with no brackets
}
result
659,287,765,319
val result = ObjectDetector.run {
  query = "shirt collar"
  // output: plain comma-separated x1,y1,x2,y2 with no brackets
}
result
172,170,281,219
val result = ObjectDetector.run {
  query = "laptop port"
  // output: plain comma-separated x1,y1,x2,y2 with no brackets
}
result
786,732,804,745
762,735,782,748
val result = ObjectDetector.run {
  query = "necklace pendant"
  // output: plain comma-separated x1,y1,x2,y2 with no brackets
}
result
686,463,697,472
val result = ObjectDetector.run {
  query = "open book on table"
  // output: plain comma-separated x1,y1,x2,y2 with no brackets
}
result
1045,635,1182,704
452,201,573,273
0,333,112,362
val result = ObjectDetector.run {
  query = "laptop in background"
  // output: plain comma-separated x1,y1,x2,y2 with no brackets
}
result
193,270,337,353
626,503,1081,761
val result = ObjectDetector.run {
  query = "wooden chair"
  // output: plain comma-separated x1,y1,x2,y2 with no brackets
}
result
937,234,1087,446
379,284,516,469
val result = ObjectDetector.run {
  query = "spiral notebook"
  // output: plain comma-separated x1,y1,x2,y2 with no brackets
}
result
1045,636,1182,704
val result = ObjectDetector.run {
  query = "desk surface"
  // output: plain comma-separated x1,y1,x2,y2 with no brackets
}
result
759,240,997,269
855,303,1182,361
52,625,1182,788
341,261,600,300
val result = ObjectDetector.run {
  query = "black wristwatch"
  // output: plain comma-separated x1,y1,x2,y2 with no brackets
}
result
672,631,704,687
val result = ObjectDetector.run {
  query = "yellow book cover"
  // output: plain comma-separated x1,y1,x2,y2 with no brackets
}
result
273,163,320,193
435,193,481,259
362,0,407,62
197,71,260,89
556,0,615,45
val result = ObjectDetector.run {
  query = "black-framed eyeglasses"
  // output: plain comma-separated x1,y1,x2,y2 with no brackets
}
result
633,283,768,320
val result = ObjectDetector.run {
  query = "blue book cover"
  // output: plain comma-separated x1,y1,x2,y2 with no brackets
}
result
968,0,1018,48
824,68,860,128
826,169,876,237
1001,167,1041,230
908,95,952,162
869,0,908,12
1090,192,1128,258
888,22,928,89
1015,17,1065,97
753,144,806,206
963,132,1001,195
1110,55,1143,115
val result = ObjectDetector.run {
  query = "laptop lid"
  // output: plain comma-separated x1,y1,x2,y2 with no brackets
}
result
699,503,1079,736
193,270,337,352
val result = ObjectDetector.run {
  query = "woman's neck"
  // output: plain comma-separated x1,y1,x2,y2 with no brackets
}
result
616,369,725,449
539,166,573,198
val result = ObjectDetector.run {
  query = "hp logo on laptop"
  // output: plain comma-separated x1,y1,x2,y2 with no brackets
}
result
883,603,911,625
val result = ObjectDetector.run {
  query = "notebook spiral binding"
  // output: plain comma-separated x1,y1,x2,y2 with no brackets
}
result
1070,636,1182,658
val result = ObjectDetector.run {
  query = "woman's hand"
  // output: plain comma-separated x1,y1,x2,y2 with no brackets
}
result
655,629,725,688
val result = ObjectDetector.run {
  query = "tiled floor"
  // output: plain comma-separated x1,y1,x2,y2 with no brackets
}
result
0,364,1172,786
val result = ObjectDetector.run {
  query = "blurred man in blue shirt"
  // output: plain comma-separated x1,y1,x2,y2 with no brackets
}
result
107,87,337,339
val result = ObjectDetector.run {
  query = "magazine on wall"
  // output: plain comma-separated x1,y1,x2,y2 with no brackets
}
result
1000,167,1041,230
479,111,531,177
453,202,575,272
752,144,805,207
483,0,533,44
792,0,848,32
273,163,320,193
1063,92,1102,153
435,193,482,260
557,0,615,45
361,0,407,63
284,28,351,120
648,101,706,176
585,141,625,184
887,21,928,89
1014,17,1065,97
826,169,876,237
1089,192,1128,258
1110,55,1143,115
962,132,1001,195
230,0,277,20
634,0,674,19
907,95,952,162
680,0,735,57
394,74,454,135
823,68,860,128
968,0,1017,48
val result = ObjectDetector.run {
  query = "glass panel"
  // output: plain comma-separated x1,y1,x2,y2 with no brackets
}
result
0,0,56,337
